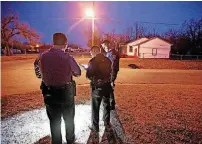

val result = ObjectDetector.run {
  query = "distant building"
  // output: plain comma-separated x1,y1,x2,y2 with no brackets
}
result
38,45,51,53
126,37,172,58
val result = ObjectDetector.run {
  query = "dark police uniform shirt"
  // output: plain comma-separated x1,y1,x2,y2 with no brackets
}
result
34,48,81,86
106,49,120,80
106,49,119,72
86,54,112,86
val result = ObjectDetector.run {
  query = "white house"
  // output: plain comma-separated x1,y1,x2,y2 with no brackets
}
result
126,37,172,58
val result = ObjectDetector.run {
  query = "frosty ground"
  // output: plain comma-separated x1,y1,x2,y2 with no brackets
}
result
1,55,202,143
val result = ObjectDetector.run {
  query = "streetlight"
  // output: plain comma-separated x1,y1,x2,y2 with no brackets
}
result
85,8,94,18
85,1,95,46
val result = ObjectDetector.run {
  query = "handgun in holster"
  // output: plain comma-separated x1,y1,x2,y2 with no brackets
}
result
72,80,76,96
40,81,53,104
40,81,49,95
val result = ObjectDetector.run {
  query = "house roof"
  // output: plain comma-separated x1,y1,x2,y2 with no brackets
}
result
133,37,172,46
126,37,149,44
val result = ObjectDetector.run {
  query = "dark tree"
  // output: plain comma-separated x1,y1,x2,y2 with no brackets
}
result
1,10,41,56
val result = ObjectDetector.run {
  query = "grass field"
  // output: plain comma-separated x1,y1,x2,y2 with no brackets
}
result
2,84,202,143
1,54,202,143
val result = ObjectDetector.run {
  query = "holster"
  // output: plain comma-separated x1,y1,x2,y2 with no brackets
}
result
40,80,76,105
72,80,76,96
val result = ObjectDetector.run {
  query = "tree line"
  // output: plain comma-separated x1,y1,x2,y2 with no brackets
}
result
85,18,202,55
1,10,85,56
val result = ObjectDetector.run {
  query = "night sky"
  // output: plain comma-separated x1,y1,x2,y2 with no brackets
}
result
1,1,202,48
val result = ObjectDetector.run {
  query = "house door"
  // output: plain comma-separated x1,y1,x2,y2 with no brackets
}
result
134,48,137,57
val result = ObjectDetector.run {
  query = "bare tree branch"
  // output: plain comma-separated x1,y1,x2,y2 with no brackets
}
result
1,9,41,56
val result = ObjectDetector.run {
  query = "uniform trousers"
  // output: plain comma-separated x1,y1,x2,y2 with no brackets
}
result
91,82,113,132
41,82,75,144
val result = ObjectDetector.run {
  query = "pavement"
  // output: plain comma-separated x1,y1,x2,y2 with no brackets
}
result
2,59,202,96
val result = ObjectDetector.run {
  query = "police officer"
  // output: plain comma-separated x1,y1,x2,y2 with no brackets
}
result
86,46,113,143
101,40,120,110
34,32,81,144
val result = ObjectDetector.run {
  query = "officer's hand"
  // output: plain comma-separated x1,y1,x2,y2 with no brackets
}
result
72,71,80,77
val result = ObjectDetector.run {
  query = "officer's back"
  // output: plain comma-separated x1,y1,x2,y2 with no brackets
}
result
86,49,112,86
40,35,81,87
34,32,81,144
86,46,112,141
41,48,75,86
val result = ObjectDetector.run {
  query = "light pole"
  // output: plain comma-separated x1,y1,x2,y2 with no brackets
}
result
92,1,95,46
85,1,95,46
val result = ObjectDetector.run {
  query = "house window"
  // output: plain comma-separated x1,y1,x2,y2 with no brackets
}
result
152,48,157,56
129,46,133,52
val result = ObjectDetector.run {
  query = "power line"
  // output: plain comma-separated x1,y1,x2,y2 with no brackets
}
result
135,21,179,26
31,15,180,26
97,16,180,26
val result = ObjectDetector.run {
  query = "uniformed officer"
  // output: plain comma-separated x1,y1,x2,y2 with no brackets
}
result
86,46,113,143
101,40,120,110
34,32,81,144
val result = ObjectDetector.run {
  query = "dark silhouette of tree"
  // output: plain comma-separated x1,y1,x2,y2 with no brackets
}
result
134,23,147,39
161,18,202,55
182,18,202,54
1,9,41,56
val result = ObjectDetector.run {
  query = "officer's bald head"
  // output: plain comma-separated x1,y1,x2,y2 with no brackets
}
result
90,46,101,57
53,33,67,46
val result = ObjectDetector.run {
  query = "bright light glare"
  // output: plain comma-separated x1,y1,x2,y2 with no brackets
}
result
36,44,39,47
1,104,105,143
85,8,94,17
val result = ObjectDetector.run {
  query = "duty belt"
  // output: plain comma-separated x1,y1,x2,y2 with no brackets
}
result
92,80,111,88
46,81,72,90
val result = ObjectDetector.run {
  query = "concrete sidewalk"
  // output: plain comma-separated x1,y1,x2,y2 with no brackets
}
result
1,104,125,144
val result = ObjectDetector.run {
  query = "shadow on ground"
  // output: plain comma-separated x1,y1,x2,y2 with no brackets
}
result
34,135,83,144
128,64,139,69
86,127,123,144
34,125,124,144
100,129,123,144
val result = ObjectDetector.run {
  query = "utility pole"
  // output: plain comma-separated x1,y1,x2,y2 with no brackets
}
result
135,22,138,39
130,27,133,40
153,28,156,36
153,24,157,36
92,1,95,46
